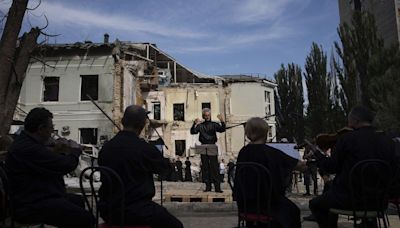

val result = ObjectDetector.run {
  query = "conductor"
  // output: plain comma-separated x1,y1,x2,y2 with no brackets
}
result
190,108,226,193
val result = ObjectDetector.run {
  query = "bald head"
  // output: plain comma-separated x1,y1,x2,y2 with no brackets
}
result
121,105,149,132
348,105,374,129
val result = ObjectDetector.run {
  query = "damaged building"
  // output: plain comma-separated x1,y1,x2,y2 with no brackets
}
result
15,34,277,177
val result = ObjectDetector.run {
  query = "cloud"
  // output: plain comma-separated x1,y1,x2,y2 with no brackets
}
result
33,1,207,39
232,0,300,24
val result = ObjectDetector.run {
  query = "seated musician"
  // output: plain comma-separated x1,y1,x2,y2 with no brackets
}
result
309,105,397,228
5,107,94,228
236,117,306,228
98,105,183,228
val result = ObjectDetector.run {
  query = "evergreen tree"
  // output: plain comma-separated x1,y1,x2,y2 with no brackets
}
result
304,43,331,138
274,63,305,143
369,47,400,132
334,11,384,111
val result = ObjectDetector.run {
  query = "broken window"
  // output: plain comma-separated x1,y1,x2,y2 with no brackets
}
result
81,75,98,101
79,128,98,145
265,91,271,115
153,103,161,120
175,140,186,156
268,126,273,139
173,103,185,121
201,102,211,110
43,77,59,102
264,91,271,103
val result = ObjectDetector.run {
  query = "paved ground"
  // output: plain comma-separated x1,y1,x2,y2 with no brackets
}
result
61,180,400,228
159,181,400,228
175,211,400,228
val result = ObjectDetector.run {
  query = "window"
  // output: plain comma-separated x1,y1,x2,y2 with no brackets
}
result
79,128,98,145
201,102,211,110
43,77,59,102
173,103,184,121
264,91,271,103
175,140,186,156
153,103,161,120
81,75,98,101
265,105,271,115
265,91,271,115
268,126,273,139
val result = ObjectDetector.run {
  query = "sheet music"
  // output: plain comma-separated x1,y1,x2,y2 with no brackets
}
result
267,143,301,160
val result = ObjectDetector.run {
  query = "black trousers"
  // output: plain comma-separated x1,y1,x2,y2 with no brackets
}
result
200,154,220,191
309,190,350,228
103,201,183,228
14,194,94,228
304,165,318,194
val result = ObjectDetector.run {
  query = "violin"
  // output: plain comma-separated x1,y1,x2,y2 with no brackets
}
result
301,127,354,159
315,127,353,150
46,132,83,155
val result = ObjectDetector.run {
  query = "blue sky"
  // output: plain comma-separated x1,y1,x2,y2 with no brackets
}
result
1,0,340,78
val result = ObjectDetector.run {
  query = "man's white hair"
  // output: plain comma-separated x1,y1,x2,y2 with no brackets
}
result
202,108,211,114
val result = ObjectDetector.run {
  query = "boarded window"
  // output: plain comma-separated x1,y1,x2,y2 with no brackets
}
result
79,128,98,145
81,75,98,101
173,103,184,121
201,102,211,110
175,140,186,156
154,103,161,120
43,77,59,102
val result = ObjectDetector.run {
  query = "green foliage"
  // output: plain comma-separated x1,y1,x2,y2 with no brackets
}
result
274,63,305,143
304,43,330,137
369,48,400,132
304,43,347,138
334,11,384,111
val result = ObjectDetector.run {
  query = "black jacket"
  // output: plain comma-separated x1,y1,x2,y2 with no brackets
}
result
190,120,225,144
5,131,81,210
317,126,396,201
98,131,169,207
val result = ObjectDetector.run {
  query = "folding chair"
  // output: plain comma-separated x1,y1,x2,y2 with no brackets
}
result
79,166,150,228
228,162,273,228
329,159,391,228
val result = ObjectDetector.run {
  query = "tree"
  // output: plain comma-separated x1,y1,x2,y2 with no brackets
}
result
0,0,41,136
369,47,400,132
274,63,305,143
334,11,384,111
304,43,332,138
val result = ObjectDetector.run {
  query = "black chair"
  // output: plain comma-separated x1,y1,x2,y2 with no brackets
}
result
329,159,391,228
0,165,44,228
0,164,10,227
387,163,400,220
79,166,150,228
228,162,273,228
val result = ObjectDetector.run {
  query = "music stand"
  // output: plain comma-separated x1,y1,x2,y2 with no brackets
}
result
195,144,218,156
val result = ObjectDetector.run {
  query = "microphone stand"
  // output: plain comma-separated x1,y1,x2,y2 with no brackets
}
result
147,118,168,206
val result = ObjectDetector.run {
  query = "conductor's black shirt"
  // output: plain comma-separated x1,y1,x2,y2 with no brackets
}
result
190,120,225,144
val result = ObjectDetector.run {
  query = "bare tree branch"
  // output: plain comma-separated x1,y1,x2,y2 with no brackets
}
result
31,56,56,69
26,0,41,11
40,29,60,37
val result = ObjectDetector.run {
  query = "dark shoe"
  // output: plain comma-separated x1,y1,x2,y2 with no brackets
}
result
215,190,223,193
203,189,211,192
303,193,311,196
303,214,316,222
